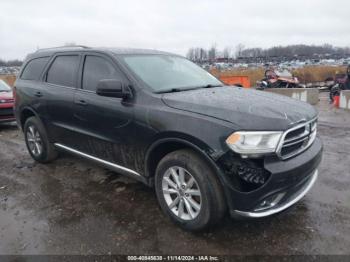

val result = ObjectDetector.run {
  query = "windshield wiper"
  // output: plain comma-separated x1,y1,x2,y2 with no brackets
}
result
157,88,183,94
156,84,222,94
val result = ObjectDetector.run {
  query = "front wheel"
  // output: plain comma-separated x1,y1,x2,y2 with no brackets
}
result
155,149,226,231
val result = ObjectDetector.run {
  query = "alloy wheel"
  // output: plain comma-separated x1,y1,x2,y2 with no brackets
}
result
26,125,43,157
162,166,202,220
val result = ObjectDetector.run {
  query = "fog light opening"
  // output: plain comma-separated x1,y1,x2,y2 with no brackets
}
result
254,192,286,212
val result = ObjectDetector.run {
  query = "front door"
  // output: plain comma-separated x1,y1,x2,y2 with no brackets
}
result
70,53,135,169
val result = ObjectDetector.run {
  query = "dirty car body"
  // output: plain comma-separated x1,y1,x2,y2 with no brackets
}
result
14,46,322,230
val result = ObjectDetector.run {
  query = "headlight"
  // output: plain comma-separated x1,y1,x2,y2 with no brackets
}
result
311,120,317,132
226,131,283,156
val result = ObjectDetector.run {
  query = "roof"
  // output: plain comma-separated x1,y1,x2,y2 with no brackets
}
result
29,46,177,58
104,47,175,56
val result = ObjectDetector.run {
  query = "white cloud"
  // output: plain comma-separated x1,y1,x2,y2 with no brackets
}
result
1,0,350,59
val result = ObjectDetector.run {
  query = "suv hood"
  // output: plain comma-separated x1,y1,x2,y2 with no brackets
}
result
161,86,317,131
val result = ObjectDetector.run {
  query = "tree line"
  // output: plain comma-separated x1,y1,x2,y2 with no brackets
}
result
0,59,23,67
186,44,350,62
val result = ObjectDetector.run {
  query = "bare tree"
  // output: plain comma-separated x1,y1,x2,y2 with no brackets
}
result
186,47,208,62
223,47,232,59
199,48,207,61
186,48,195,60
186,43,350,62
0,58,23,66
235,43,245,58
208,44,217,61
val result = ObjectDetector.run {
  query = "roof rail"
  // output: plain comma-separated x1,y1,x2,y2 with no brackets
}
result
35,45,90,52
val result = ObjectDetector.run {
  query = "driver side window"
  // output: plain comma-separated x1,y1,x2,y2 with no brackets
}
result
82,56,120,91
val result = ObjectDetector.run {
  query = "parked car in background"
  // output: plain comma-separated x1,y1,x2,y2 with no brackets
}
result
15,46,322,231
0,79,15,123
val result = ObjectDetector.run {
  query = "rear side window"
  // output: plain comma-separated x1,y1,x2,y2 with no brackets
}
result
82,56,120,91
21,57,50,80
46,55,80,87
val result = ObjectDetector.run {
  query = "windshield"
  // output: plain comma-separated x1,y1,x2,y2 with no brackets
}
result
121,55,223,93
0,80,11,92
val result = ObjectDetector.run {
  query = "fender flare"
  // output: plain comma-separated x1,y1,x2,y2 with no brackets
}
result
144,137,233,210
18,106,40,129
144,137,229,186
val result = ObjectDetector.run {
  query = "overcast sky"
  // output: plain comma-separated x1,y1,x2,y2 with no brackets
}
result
1,0,350,60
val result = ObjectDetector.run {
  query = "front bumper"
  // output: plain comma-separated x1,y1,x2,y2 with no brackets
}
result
221,137,323,218
231,169,318,218
0,105,15,123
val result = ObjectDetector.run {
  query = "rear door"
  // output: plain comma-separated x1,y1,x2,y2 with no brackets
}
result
16,56,51,122
43,53,82,143
70,53,134,168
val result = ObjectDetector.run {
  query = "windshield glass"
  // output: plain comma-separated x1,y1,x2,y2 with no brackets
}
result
121,55,223,93
0,80,11,92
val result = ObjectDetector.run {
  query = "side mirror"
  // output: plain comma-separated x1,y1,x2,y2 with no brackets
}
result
96,79,132,99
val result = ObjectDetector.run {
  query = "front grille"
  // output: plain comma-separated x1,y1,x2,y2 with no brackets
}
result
278,118,317,160
284,126,305,140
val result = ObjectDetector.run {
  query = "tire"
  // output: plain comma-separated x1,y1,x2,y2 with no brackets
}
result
155,149,226,231
24,116,58,163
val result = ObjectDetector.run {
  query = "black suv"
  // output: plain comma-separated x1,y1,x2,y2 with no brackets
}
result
14,46,322,230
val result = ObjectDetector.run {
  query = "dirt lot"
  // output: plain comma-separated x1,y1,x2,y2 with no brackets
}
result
0,92,349,255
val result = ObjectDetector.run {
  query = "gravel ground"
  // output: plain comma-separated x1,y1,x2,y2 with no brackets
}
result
0,92,349,255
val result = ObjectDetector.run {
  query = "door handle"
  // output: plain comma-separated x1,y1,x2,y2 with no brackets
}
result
34,91,43,97
75,99,88,106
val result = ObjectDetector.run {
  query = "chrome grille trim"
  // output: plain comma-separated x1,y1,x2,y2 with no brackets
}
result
283,136,309,147
283,129,309,144
276,117,318,160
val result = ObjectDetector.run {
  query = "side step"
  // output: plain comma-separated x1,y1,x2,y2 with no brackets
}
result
54,143,148,184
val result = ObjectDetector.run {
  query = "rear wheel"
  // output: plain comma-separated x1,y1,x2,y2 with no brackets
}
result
24,117,58,163
155,149,226,231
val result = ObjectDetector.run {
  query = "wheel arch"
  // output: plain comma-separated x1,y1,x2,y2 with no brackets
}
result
144,133,229,189
19,107,38,129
